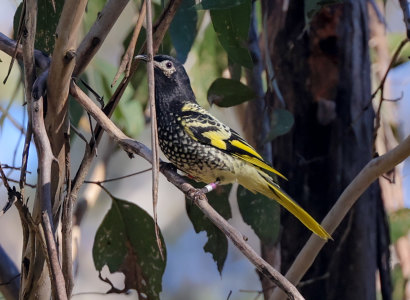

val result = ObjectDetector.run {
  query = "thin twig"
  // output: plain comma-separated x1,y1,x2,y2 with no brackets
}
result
372,38,409,154
62,129,73,297
0,32,51,71
3,0,25,85
2,177,36,188
0,164,31,173
84,168,152,184
0,105,26,134
70,124,89,144
371,39,409,99
112,0,147,86
145,0,164,260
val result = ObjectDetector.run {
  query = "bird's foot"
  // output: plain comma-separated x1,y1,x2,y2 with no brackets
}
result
186,182,220,202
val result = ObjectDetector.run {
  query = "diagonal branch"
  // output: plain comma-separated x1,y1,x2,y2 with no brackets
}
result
73,0,130,76
112,0,146,86
69,81,304,300
269,134,410,300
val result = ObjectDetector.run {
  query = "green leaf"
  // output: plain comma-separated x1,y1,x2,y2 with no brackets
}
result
389,208,410,244
237,186,280,245
170,0,198,63
13,0,64,54
93,196,166,299
264,109,294,142
207,78,254,107
190,24,227,107
210,1,253,68
195,0,247,10
185,182,232,274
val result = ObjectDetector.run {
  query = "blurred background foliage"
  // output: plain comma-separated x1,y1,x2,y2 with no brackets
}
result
0,0,409,299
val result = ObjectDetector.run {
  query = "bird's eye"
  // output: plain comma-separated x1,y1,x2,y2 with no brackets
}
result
165,61,173,69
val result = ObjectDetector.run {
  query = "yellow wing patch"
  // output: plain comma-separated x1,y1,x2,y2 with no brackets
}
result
182,102,202,112
235,154,287,180
230,140,262,160
201,131,229,150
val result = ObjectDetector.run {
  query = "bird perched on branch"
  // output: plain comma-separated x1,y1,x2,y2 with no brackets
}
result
136,54,331,240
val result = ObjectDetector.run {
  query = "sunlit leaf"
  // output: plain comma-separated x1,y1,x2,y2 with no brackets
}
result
207,78,254,107
185,181,232,274
195,0,247,10
93,196,166,299
264,109,294,142
237,186,280,245
210,0,253,68
170,0,198,63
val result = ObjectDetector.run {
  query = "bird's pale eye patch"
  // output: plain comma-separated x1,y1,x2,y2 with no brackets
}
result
155,60,177,78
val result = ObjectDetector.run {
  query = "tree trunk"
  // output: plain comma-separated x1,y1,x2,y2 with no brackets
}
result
263,0,389,299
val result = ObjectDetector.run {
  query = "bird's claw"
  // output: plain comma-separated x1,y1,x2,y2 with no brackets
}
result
188,188,204,202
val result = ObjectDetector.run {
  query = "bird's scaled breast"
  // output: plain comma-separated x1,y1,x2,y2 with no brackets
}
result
157,116,239,184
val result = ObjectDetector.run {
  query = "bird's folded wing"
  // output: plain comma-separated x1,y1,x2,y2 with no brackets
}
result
178,102,287,180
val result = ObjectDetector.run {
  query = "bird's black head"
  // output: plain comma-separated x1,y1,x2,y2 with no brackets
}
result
135,54,195,105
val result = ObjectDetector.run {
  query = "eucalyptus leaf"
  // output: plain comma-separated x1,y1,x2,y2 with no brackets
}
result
93,196,166,299
170,0,198,63
185,182,232,274
210,0,253,68
207,78,255,107
237,186,280,245
264,109,294,142
13,0,64,54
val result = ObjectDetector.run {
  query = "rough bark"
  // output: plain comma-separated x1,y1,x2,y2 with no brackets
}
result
263,0,387,299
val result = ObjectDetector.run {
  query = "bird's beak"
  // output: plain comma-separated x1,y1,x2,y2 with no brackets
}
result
135,54,149,62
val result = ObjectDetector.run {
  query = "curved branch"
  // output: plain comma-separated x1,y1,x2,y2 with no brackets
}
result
69,81,304,300
269,134,410,300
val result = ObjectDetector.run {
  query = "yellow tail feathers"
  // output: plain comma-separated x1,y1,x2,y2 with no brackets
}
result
267,183,332,240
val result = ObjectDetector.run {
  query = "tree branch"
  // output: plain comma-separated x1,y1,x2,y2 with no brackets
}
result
112,0,146,86
69,81,304,300
31,94,67,300
73,0,130,76
269,133,410,300
45,0,87,217
145,0,163,259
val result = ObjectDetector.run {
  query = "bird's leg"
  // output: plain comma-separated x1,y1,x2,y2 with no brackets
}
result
199,181,220,194
188,181,220,202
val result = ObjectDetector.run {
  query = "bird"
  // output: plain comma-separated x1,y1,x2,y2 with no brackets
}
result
135,54,331,240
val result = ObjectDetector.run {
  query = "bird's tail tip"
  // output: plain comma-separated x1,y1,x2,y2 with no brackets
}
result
266,182,332,241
